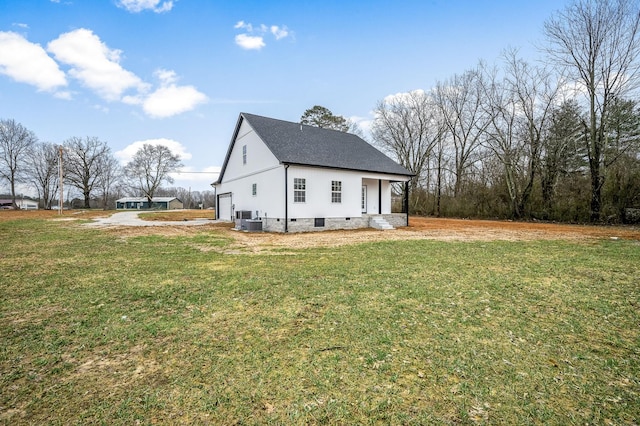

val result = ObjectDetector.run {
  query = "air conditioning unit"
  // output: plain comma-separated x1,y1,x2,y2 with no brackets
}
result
234,211,263,231
246,219,263,232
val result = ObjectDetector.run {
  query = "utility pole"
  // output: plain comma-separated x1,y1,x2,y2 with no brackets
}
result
59,146,64,215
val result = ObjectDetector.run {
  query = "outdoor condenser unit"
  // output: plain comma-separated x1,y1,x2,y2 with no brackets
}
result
235,210,262,231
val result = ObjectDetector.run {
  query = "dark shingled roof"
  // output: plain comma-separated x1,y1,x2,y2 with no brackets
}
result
237,113,412,177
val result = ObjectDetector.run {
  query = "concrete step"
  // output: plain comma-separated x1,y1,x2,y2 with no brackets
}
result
370,216,394,230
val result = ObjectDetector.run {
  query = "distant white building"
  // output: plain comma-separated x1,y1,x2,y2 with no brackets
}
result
213,113,413,232
0,198,39,209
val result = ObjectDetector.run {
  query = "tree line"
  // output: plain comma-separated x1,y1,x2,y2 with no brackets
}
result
369,0,640,223
0,123,213,210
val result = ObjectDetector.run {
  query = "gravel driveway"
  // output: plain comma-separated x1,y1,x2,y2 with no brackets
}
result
83,211,216,227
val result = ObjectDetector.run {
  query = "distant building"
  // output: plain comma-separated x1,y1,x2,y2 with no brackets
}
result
0,198,39,210
115,197,183,210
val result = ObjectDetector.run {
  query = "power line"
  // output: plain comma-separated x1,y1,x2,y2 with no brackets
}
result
171,171,220,174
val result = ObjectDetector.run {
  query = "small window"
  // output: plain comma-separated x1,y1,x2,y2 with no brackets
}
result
242,145,247,165
331,180,342,203
314,218,325,227
252,183,257,196
294,178,306,203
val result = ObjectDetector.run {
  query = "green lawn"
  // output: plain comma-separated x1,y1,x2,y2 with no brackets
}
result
1,218,638,424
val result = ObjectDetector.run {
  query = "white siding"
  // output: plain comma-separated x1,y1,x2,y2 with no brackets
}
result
288,166,363,218
362,178,376,214
216,118,285,218
380,180,392,214
222,120,280,182
218,166,285,218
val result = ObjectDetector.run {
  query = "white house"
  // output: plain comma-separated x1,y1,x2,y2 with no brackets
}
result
0,198,39,210
213,113,413,232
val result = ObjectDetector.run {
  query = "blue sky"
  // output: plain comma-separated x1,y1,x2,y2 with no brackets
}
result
0,0,569,193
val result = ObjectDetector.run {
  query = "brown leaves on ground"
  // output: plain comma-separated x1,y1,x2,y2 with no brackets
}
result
3,210,639,248
105,216,640,253
0,209,109,222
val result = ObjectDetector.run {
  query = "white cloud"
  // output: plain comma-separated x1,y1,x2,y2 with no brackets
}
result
115,138,192,164
116,0,174,13
170,166,221,185
1,28,205,119
234,21,252,31
382,89,427,104
155,68,178,85
234,21,291,50
0,31,67,93
47,28,148,101
270,25,289,40
54,91,73,100
93,104,109,113
139,68,207,118
235,34,266,50
143,85,208,118
349,115,373,134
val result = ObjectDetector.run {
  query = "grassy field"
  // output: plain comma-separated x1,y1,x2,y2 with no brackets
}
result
1,216,638,424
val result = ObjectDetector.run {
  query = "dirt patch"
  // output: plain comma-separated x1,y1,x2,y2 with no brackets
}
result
220,217,639,252
138,210,215,221
100,216,640,253
0,209,109,222
4,209,638,249
406,217,640,241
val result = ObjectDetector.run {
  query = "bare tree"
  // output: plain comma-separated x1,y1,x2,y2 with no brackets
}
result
505,52,560,216
124,144,182,205
202,190,215,209
0,119,38,209
63,136,113,208
434,68,490,197
371,90,443,212
95,154,122,210
544,0,640,221
479,63,524,218
479,53,561,218
27,142,59,209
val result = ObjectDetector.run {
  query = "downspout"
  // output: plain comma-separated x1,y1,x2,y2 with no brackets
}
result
404,181,410,226
284,164,289,233
378,180,382,215
212,183,218,220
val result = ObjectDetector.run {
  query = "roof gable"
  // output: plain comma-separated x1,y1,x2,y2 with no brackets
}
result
216,113,412,183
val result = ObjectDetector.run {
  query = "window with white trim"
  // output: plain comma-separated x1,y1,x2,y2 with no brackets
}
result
252,183,257,196
331,180,342,203
294,178,306,203
242,145,247,164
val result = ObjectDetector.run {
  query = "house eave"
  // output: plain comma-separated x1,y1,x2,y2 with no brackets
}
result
281,161,414,181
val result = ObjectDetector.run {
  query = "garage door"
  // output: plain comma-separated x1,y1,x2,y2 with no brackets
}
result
217,193,233,221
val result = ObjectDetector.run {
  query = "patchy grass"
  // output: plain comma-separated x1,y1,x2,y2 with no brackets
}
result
138,209,215,222
1,219,639,424
0,209,109,223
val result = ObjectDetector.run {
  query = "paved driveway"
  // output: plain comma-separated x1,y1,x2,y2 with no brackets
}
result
84,211,216,227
